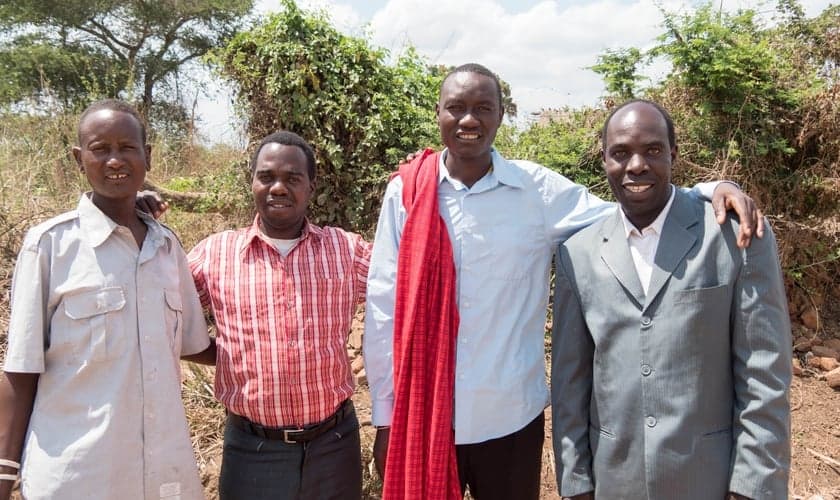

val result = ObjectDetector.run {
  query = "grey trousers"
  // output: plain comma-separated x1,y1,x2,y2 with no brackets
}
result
219,403,362,500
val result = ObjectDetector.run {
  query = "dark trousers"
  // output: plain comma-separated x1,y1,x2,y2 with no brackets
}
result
219,403,362,500
456,411,545,500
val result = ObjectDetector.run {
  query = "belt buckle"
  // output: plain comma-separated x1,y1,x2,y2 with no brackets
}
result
283,428,305,444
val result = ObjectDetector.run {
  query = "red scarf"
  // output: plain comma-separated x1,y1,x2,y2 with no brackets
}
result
383,149,461,500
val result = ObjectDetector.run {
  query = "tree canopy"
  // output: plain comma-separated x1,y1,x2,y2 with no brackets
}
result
0,0,253,117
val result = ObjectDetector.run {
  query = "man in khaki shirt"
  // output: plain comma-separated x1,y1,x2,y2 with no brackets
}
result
0,99,213,500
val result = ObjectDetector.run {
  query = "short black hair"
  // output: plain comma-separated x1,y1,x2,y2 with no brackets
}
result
250,131,317,181
601,99,676,151
441,63,504,110
78,99,147,145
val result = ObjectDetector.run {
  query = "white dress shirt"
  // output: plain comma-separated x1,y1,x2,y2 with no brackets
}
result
619,186,677,295
364,149,720,444
5,194,209,500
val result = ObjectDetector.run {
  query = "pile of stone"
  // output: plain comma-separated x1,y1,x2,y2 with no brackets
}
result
348,318,366,385
793,333,840,390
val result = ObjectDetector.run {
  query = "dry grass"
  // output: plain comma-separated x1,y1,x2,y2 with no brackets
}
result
1,111,839,499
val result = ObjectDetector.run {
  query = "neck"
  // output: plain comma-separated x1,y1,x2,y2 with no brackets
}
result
90,193,142,228
259,218,305,240
444,150,493,188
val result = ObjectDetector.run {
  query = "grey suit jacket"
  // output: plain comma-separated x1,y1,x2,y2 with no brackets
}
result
551,189,792,500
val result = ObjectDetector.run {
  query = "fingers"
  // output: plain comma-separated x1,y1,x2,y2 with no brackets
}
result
713,195,727,225
755,208,765,239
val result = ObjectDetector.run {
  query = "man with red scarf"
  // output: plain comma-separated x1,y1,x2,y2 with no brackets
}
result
364,63,764,500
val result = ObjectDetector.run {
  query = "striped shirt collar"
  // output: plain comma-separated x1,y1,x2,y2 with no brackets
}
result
240,214,323,255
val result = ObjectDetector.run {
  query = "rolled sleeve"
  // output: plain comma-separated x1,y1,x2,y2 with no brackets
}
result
174,240,210,357
5,239,49,373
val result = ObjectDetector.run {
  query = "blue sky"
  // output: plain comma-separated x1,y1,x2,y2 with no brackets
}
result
195,0,834,144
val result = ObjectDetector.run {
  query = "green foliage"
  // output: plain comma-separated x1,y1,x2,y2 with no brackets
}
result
0,35,128,110
0,0,253,127
589,48,644,101
652,3,808,162
495,108,609,198
213,0,441,230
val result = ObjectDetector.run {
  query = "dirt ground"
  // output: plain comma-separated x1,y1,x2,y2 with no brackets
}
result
186,369,840,499
2,333,839,499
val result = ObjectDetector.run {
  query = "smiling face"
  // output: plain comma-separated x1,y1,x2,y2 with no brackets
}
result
436,71,504,169
73,109,150,208
602,102,677,230
252,142,314,239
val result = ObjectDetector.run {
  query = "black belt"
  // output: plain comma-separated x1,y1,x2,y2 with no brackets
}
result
228,400,352,444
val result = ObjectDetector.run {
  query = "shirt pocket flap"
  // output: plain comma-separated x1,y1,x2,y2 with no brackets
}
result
64,287,126,319
164,289,183,312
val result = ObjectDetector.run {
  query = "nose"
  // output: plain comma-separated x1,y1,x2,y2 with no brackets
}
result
105,152,125,168
626,153,648,175
459,110,479,127
269,179,289,195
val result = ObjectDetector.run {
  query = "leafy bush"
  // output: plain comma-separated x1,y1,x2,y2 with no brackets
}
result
212,0,441,231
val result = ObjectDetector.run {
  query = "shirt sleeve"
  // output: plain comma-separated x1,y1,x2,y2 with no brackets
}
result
542,170,727,244
363,178,405,427
352,234,372,306
173,239,210,357
539,167,613,244
4,234,50,373
187,238,212,310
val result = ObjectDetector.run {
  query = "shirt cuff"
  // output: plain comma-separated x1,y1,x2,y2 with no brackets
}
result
697,180,741,200
371,398,394,427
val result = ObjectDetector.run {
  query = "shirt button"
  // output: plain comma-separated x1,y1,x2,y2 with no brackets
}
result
646,416,657,427
641,316,652,327
463,302,471,308
641,364,652,376
460,338,467,345
144,336,150,341
289,341,297,348
458,374,465,380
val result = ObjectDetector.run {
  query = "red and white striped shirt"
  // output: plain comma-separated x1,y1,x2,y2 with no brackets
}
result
188,216,371,427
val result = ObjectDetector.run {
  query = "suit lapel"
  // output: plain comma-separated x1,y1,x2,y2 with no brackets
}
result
644,190,700,311
600,213,646,309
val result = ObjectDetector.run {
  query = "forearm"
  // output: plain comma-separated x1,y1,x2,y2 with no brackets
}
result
181,337,216,365
0,372,38,500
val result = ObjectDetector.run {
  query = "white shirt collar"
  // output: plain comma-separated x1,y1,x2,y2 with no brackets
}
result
438,148,523,190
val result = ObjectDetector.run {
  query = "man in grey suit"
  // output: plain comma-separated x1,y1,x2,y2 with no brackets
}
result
551,99,792,500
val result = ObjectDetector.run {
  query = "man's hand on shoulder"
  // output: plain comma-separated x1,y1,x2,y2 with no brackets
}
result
710,182,764,248
135,190,169,219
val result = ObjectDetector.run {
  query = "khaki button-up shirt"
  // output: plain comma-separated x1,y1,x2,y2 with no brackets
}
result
5,194,209,499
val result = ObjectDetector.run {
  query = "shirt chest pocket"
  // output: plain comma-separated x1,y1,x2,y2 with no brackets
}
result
62,287,127,363
164,289,183,351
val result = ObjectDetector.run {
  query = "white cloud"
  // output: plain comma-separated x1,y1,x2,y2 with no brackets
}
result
196,0,838,142
368,0,684,122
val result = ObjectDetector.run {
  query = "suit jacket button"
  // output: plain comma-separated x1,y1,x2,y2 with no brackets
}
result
646,415,657,427
641,364,652,376
641,316,652,326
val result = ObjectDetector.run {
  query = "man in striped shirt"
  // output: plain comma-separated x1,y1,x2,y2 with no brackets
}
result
187,131,371,499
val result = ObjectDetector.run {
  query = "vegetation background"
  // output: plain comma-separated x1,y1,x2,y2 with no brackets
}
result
0,0,838,497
